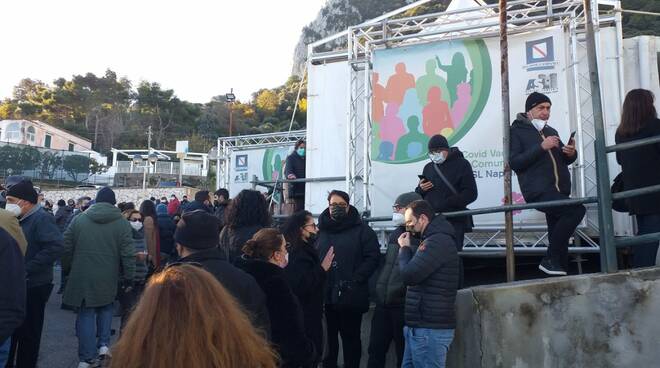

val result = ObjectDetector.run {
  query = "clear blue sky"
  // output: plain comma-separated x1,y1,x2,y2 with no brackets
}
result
0,0,327,103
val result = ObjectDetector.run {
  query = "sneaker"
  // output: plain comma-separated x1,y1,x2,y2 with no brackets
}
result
77,360,99,368
98,345,111,360
539,258,567,276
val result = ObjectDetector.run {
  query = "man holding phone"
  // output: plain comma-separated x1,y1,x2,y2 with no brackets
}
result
510,92,585,276
415,134,478,253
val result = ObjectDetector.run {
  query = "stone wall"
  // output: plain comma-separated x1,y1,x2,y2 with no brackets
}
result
43,187,197,208
448,267,660,368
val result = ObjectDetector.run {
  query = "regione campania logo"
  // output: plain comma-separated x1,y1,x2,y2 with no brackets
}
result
524,36,558,71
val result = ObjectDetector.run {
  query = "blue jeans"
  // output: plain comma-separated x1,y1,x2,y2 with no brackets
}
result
402,327,454,368
634,214,660,268
0,338,10,367
76,303,114,362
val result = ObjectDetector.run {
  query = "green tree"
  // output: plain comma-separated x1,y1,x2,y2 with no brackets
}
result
63,155,92,182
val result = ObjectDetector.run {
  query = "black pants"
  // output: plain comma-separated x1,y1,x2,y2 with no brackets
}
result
535,192,586,270
366,305,404,368
118,283,145,332
7,284,53,368
323,305,363,368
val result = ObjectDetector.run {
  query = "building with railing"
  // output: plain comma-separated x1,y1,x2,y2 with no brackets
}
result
0,120,92,152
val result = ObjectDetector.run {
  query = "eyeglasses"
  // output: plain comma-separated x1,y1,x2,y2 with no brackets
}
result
330,203,348,209
302,223,318,229
129,218,143,223
392,205,403,211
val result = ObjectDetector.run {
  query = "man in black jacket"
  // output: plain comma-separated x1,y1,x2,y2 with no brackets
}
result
398,200,458,368
510,92,585,276
213,188,230,230
5,179,63,368
175,210,271,337
285,139,306,212
0,224,26,368
367,192,421,368
317,190,380,368
416,134,477,251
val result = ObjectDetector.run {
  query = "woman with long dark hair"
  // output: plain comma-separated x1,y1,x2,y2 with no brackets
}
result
109,265,278,368
238,228,316,368
281,211,334,367
615,88,660,267
219,189,271,263
139,200,160,269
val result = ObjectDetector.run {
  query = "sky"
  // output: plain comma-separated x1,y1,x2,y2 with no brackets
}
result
0,0,327,103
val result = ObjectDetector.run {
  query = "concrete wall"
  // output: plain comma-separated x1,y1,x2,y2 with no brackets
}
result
448,267,660,368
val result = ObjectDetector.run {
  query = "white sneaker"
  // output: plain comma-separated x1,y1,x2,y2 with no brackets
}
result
98,345,111,358
77,361,98,368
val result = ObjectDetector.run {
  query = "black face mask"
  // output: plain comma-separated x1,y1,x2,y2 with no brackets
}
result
306,232,318,244
331,206,347,221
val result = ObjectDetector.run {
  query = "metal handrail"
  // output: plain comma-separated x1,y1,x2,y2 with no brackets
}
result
605,135,660,153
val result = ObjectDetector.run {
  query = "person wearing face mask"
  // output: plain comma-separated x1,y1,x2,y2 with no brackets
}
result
281,210,335,367
397,200,458,368
118,210,149,330
238,228,316,368
510,92,585,276
175,210,271,338
62,187,135,368
416,134,477,254
4,179,63,368
285,139,307,212
317,190,380,368
367,192,421,368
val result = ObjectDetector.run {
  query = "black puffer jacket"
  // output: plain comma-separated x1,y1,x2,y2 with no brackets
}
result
615,118,660,215
510,113,577,201
54,206,73,233
317,206,380,313
375,226,417,307
238,258,315,368
179,248,271,337
399,215,458,329
156,214,176,256
218,224,263,263
284,242,326,360
285,151,306,199
416,147,477,228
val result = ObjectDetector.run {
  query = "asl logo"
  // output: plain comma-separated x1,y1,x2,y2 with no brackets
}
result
524,36,558,71
526,73,558,94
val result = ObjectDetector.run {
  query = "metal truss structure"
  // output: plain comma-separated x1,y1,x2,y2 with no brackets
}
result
309,0,623,250
214,130,307,191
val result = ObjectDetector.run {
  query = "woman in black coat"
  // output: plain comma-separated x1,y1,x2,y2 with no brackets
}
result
316,190,380,368
281,211,334,367
237,228,315,368
615,89,660,268
219,190,271,263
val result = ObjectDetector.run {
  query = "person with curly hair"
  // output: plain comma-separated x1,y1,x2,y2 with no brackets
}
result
219,190,271,263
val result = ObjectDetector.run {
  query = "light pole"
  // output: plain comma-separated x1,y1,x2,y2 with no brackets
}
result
148,153,159,189
132,154,147,191
226,88,236,136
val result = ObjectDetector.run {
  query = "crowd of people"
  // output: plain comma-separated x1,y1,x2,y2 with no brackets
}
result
0,90,658,368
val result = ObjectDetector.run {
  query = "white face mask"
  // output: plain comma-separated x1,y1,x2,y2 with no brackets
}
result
5,203,22,217
130,221,143,231
429,152,446,164
531,119,547,131
392,212,405,226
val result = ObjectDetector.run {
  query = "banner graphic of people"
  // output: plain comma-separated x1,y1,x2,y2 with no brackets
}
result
372,39,492,164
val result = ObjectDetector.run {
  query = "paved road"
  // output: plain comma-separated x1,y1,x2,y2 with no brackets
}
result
38,266,120,368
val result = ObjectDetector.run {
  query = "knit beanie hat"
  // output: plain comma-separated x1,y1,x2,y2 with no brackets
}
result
6,180,38,204
175,210,219,249
95,187,116,205
428,135,449,151
156,203,168,215
525,92,552,112
394,192,423,208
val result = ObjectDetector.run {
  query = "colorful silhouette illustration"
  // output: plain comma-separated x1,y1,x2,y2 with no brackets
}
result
272,154,283,181
372,73,386,123
451,83,472,127
436,52,469,107
396,116,430,161
372,122,383,160
397,88,422,127
422,87,454,137
377,141,395,162
416,59,450,107
380,104,406,160
385,63,416,105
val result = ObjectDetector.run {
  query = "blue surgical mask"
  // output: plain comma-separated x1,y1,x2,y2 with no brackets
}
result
297,148,305,157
